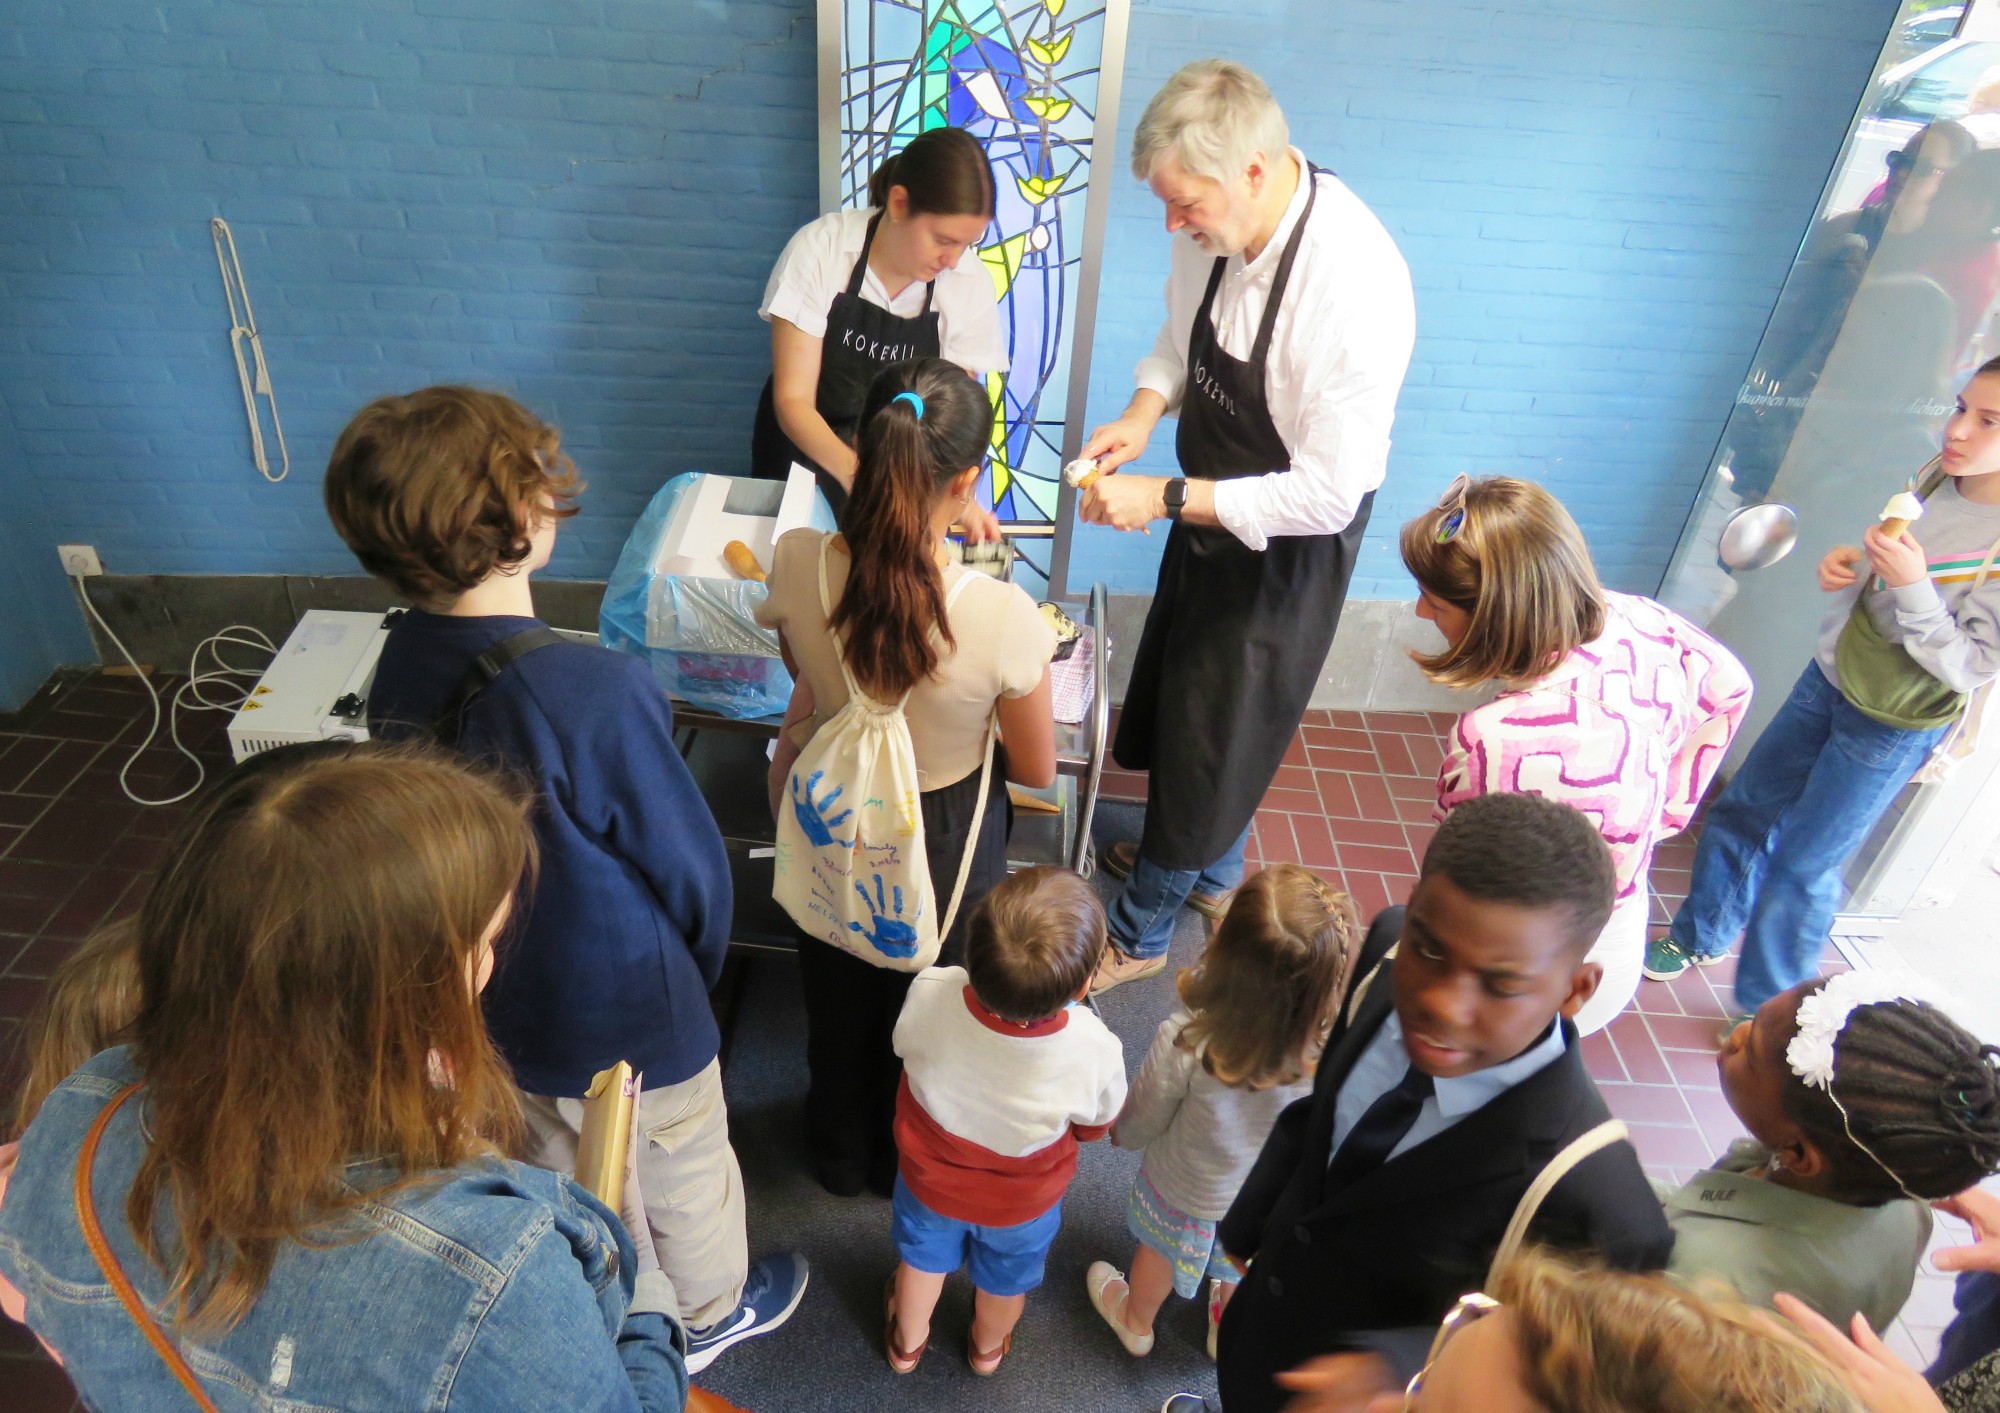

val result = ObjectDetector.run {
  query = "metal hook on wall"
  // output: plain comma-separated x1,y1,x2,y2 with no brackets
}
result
210,217,288,483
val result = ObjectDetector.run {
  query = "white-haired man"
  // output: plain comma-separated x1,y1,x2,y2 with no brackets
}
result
1080,59,1415,992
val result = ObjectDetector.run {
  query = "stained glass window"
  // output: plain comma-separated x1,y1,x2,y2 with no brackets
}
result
825,0,1123,589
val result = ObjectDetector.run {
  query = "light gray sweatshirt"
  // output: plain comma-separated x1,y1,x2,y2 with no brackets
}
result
1814,478,2000,698
1112,1006,1312,1222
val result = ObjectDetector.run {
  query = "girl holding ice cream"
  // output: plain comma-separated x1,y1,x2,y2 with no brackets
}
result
1651,355,2000,1016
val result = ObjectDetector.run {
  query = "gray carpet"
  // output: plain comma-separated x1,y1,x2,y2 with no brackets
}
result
695,801,1222,1413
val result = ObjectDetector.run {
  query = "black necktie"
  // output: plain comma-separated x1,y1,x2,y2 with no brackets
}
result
1326,1065,1435,1190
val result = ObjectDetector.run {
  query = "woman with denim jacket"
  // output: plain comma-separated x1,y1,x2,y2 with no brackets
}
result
0,741,689,1411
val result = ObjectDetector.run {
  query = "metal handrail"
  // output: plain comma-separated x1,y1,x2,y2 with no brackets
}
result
1072,580,1110,876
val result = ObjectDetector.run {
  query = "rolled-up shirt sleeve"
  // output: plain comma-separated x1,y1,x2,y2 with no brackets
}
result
760,217,837,338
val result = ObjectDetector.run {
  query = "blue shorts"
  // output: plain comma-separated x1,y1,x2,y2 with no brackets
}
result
891,1176,1062,1297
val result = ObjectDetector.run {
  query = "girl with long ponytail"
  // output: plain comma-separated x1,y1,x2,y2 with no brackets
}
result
756,357,1058,1198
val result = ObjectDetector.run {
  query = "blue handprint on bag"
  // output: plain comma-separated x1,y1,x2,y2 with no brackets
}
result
849,874,919,958
792,770,854,848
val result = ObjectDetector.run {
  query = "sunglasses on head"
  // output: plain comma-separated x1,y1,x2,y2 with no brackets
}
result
1403,1291,1501,1408
1434,473,1471,543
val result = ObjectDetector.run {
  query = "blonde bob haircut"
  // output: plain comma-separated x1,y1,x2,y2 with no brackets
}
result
1131,59,1289,185
1492,1250,1863,1413
1399,476,1606,690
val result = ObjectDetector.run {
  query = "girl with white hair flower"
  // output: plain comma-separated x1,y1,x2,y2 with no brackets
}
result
1661,970,2000,1333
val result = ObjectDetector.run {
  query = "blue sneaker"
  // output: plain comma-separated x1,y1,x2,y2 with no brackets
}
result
683,1251,811,1374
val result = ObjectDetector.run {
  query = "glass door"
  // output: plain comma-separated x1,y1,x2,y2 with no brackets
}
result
1658,0,2000,916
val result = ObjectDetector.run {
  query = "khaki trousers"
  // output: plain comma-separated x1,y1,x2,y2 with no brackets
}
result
520,1058,748,1330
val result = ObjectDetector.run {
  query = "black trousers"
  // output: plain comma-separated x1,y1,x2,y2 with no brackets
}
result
795,752,1012,1193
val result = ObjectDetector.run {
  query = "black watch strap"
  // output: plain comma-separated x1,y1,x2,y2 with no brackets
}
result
1164,478,1188,520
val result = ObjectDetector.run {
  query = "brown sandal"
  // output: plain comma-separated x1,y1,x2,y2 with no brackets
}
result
968,1328,1013,1377
885,1277,927,1374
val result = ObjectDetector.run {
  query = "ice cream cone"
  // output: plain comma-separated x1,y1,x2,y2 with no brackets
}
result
1878,490,1925,540
1063,457,1101,491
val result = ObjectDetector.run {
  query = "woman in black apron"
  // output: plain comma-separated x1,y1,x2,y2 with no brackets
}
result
1108,168,1371,957
752,126,1005,522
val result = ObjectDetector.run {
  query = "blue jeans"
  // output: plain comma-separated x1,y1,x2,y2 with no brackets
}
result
1668,661,1948,1014
1107,825,1251,960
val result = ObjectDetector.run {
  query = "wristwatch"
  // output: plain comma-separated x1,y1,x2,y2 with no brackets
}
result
1162,478,1189,521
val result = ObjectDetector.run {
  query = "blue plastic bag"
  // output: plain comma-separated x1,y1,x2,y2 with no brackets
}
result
600,472,832,720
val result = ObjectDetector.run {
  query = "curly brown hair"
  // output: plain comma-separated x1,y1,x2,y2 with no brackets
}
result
323,386,583,606
1176,864,1358,1089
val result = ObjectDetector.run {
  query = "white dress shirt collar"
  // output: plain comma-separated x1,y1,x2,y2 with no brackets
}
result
1235,147,1313,283
1396,1012,1570,1121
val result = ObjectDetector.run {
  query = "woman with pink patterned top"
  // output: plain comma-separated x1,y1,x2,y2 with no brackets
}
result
1400,476,1753,1033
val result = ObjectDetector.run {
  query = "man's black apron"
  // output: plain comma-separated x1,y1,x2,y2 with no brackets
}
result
1114,168,1373,871
750,213,941,518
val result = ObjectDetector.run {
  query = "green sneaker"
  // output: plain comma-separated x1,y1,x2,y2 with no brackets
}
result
1641,935,1728,982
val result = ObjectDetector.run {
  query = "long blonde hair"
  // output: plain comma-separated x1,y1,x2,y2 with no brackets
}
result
125,741,533,1334
1494,1251,1863,1413
11,916,141,1140
1400,477,1606,689
1175,865,1357,1088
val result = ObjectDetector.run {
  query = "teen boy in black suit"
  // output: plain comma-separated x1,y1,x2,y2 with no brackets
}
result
1210,792,1673,1413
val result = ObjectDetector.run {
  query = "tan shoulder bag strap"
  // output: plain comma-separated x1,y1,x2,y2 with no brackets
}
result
75,1082,221,1413
1484,1118,1630,1290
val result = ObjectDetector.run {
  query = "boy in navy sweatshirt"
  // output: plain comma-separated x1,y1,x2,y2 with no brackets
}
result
324,386,806,1372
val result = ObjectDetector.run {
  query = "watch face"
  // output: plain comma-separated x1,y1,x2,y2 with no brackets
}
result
1166,480,1188,508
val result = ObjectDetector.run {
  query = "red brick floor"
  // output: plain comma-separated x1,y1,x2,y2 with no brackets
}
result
0,679,1968,1401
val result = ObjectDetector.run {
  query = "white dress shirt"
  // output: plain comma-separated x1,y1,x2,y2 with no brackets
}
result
759,207,1010,375
1327,1012,1567,1168
1136,151,1415,552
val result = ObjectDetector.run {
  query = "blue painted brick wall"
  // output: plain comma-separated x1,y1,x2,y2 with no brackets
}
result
1072,0,1899,597
0,0,819,597
0,0,1897,704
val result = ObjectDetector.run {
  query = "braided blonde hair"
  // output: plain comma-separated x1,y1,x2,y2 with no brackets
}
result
1176,864,1358,1089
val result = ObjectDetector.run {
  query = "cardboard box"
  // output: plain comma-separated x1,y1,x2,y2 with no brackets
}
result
651,465,818,582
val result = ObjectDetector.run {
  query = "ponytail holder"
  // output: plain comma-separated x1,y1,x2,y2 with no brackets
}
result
892,391,925,418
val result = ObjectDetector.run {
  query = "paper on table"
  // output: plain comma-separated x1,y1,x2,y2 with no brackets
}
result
1052,626,1097,725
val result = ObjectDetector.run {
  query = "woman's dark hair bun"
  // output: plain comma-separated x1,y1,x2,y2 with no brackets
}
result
866,127,995,220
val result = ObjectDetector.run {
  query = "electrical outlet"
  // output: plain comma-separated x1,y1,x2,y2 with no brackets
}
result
57,544,103,577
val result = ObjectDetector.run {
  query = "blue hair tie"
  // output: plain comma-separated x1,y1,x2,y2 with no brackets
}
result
892,391,925,418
